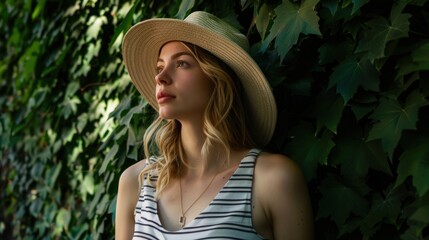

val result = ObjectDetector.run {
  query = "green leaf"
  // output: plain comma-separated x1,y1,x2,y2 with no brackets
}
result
99,144,119,175
401,192,429,240
355,3,411,61
86,16,107,41
365,187,405,227
108,96,131,119
96,194,110,215
351,0,369,14
255,4,271,39
175,0,195,19
32,0,47,19
317,175,369,226
368,91,429,158
315,90,344,134
286,123,335,180
322,0,338,16
261,0,321,60
109,4,135,51
331,137,391,178
55,208,71,230
396,42,429,79
411,41,429,71
318,39,354,65
250,45,285,87
329,58,379,103
396,138,429,197
83,174,95,195
61,96,81,119
120,99,147,127
18,40,41,85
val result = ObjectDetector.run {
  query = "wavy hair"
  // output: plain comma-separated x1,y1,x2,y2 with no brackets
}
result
139,42,256,198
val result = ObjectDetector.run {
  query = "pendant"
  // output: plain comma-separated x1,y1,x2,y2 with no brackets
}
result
179,216,186,227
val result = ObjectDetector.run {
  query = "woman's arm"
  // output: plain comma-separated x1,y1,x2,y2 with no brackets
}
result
256,153,314,240
115,160,146,240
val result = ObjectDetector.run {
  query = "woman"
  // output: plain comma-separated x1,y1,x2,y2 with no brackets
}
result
116,11,313,239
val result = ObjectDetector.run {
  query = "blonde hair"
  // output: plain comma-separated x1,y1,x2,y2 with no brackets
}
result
139,42,256,197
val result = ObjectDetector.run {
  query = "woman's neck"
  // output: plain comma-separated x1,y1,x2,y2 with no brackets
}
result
179,121,225,178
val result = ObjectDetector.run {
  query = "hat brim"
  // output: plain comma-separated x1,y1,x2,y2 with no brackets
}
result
122,18,276,147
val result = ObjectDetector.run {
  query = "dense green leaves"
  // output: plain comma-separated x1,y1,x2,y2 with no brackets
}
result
355,2,411,61
396,137,429,196
368,91,428,157
329,57,379,103
261,0,321,60
286,123,335,180
1,0,429,239
318,176,369,226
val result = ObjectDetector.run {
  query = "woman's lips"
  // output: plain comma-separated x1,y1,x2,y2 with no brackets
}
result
157,91,175,104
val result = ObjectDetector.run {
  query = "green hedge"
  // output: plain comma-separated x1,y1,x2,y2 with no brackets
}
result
1,0,428,239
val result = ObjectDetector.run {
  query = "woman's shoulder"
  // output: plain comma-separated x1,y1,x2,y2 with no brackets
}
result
119,159,147,187
255,151,307,193
256,152,302,177
254,151,313,239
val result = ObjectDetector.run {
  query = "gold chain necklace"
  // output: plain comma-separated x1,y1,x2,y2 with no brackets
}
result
179,172,217,227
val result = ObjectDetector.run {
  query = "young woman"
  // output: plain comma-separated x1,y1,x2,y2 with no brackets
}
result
116,11,313,239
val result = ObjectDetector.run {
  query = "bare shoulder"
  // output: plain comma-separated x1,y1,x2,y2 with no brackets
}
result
115,159,147,239
254,152,313,239
119,159,147,187
255,152,305,186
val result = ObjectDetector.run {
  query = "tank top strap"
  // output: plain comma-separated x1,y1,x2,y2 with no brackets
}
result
234,148,262,176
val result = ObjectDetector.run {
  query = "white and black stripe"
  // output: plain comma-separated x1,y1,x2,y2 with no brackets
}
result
133,149,265,240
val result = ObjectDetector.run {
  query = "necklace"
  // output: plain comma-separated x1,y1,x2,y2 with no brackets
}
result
179,172,217,227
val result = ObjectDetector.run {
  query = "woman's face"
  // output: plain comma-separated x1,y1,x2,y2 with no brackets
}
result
155,41,213,121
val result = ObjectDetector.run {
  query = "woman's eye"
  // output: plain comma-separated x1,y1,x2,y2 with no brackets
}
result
177,61,189,68
156,66,163,73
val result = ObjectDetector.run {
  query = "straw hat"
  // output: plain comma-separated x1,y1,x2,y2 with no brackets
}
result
122,11,276,146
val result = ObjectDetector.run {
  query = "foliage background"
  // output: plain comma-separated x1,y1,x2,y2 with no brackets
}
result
1,0,428,239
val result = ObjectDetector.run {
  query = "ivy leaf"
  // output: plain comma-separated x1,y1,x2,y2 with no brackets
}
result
331,137,391,178
32,0,46,19
86,16,107,41
355,3,411,61
396,137,429,197
368,91,429,158
55,208,71,231
315,90,344,134
99,144,119,175
61,96,81,119
318,39,354,65
108,96,131,120
255,4,271,39
364,187,405,227
359,186,406,238
120,99,147,127
401,192,429,239
317,175,369,226
109,4,135,51
396,42,429,79
351,0,369,14
322,0,338,16
251,45,284,87
285,122,335,180
261,0,321,60
175,0,195,19
82,174,95,195
96,194,110,215
411,41,429,71
329,58,379,103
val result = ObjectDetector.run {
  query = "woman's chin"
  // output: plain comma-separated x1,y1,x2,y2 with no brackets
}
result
158,109,175,120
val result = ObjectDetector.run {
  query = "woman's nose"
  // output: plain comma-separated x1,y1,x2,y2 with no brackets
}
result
155,67,172,85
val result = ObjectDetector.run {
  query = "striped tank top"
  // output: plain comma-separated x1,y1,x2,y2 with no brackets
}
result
133,149,265,240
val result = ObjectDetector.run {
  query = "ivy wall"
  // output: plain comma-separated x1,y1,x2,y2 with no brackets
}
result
1,0,428,239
